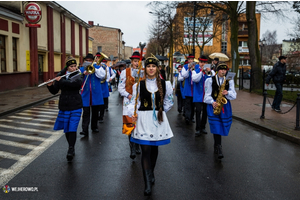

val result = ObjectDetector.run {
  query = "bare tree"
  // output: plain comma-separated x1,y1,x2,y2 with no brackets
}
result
261,30,280,64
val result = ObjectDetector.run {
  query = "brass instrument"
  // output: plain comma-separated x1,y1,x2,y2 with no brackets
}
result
86,52,109,74
213,76,228,115
204,69,212,76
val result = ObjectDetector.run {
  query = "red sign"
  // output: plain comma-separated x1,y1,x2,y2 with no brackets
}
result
24,2,42,24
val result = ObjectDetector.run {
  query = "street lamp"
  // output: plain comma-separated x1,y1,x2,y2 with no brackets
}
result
259,38,266,64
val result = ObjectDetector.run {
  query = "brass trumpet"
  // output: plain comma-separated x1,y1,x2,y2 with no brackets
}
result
85,52,109,74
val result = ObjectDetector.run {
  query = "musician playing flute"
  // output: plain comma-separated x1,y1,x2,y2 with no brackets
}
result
80,53,106,136
192,55,215,137
46,56,83,161
118,52,142,159
204,63,236,159
128,56,174,196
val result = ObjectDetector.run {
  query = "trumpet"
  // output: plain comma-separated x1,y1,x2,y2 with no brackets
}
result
84,52,109,74
38,69,81,87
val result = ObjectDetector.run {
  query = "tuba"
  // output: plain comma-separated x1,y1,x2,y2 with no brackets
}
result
213,76,228,115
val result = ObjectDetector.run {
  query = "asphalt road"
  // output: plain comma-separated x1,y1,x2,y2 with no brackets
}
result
1,89,300,200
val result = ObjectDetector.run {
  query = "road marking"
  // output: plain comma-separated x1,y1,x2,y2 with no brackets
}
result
8,116,56,123
31,108,58,112
0,119,54,128
0,130,64,186
0,131,48,141
38,105,58,109
0,151,23,160
22,110,58,115
0,124,54,135
0,139,37,149
16,112,56,118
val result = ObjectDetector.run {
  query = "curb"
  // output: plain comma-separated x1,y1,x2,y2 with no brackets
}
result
232,115,300,145
0,94,59,118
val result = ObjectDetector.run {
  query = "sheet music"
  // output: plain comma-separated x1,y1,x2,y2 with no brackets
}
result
226,72,236,80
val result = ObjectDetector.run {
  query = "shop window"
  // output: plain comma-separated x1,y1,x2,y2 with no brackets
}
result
13,37,18,71
0,35,6,72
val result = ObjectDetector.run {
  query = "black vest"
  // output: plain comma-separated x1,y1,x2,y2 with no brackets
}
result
211,76,229,100
138,79,166,111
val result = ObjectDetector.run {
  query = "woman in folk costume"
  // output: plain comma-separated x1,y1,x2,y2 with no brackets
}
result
46,56,83,162
118,52,142,159
128,56,174,196
204,63,236,159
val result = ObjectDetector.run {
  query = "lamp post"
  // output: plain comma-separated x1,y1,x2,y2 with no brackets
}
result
259,38,266,92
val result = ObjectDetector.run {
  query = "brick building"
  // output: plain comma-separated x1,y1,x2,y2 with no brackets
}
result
0,1,90,91
132,47,147,57
124,46,133,60
88,21,125,61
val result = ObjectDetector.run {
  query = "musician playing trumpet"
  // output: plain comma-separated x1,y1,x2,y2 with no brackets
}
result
204,63,236,160
192,55,215,137
80,53,106,137
46,56,83,162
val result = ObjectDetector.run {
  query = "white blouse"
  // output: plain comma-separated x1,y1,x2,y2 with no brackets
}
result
127,77,174,117
204,75,237,105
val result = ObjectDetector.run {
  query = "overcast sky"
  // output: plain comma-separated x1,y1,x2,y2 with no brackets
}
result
57,1,299,48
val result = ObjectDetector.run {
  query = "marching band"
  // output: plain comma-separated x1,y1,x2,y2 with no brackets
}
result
43,49,235,196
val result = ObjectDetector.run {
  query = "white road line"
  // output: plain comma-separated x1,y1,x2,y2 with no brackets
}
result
22,110,58,115
0,119,54,128
0,124,54,135
0,131,48,141
8,116,56,123
0,139,37,149
0,130,64,186
16,112,56,118
31,108,58,112
38,105,58,109
0,151,23,160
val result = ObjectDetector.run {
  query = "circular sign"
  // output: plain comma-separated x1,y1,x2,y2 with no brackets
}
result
24,2,42,24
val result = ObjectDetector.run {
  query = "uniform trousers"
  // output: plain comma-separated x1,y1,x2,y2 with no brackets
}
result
195,102,207,131
184,96,194,121
100,97,109,118
82,105,100,132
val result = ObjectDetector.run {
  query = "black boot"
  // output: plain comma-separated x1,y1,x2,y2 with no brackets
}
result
135,144,141,155
143,170,152,196
150,170,155,185
67,146,75,161
216,145,224,159
129,142,136,159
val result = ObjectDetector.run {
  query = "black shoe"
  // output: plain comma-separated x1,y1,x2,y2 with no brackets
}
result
192,118,195,123
129,142,136,159
185,119,190,125
80,131,88,137
143,170,152,196
92,129,99,133
195,130,201,137
106,109,109,112
178,110,182,114
200,129,207,134
66,147,75,161
135,144,141,154
275,109,282,112
214,145,218,155
215,145,224,159
183,113,185,117
99,118,104,123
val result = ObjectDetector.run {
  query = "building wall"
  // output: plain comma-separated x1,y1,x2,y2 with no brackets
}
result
0,1,90,91
124,46,133,59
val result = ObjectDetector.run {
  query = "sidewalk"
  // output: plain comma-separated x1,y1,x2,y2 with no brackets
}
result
0,86,300,144
0,86,59,117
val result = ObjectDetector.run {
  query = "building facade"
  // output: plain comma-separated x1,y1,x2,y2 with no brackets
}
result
124,46,133,60
132,47,147,57
88,21,125,61
0,1,90,91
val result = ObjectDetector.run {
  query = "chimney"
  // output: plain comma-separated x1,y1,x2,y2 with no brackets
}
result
88,21,94,26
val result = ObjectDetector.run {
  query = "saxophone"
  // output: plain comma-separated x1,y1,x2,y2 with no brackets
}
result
213,77,228,115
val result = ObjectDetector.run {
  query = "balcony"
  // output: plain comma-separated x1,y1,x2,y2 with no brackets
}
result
238,30,248,37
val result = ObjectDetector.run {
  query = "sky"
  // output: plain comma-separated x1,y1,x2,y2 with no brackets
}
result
57,1,299,48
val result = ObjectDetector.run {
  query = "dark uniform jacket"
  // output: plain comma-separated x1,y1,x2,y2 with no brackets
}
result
266,61,286,84
47,67,83,111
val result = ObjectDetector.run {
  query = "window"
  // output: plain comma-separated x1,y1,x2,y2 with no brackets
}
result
239,41,247,47
0,35,6,72
97,46,102,52
13,38,17,71
221,42,227,54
